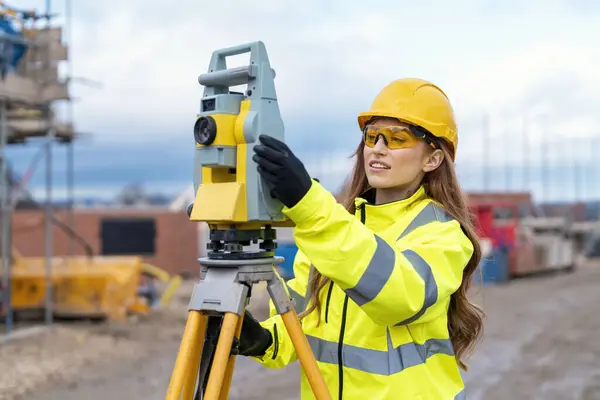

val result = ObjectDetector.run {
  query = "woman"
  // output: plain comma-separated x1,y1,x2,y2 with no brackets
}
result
239,78,484,399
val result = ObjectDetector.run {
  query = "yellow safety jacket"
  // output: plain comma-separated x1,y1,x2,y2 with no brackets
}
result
253,181,473,400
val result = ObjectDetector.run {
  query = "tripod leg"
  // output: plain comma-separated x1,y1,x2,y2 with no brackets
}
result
218,309,245,400
266,273,331,399
281,310,332,400
166,310,208,400
195,316,223,399
182,313,210,399
203,312,240,400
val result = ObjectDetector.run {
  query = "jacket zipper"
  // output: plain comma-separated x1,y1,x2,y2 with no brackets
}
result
338,295,349,400
359,202,366,224
337,203,367,399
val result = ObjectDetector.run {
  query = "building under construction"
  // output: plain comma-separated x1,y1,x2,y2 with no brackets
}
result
0,3,191,337
0,1,76,334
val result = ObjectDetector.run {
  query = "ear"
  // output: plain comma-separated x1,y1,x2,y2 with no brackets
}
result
422,149,444,172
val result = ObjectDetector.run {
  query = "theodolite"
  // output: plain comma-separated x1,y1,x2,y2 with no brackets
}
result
165,41,331,400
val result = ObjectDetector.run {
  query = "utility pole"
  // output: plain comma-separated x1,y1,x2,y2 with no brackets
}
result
523,115,529,193
482,113,490,192
44,0,55,327
66,0,75,258
504,123,510,191
581,139,587,202
0,99,13,334
573,139,580,202
540,116,548,203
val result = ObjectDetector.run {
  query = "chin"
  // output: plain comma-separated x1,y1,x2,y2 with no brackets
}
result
366,176,394,189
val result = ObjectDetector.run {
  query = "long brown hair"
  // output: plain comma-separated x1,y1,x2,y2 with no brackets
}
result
298,139,485,371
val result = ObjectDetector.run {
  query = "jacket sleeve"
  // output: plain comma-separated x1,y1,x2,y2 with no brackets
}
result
251,249,311,368
282,181,474,327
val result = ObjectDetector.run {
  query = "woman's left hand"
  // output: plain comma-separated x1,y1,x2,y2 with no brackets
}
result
252,134,313,208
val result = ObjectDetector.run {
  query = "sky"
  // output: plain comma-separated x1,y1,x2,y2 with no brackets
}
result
6,0,600,204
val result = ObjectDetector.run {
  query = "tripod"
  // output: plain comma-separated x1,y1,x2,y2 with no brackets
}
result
165,227,331,400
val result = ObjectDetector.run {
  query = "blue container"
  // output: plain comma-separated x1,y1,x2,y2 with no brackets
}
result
473,247,509,284
274,243,298,280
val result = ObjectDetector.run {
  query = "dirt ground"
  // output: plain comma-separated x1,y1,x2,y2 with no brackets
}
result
2,263,600,400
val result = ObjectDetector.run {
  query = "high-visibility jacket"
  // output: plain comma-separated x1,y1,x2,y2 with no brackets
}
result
253,181,473,400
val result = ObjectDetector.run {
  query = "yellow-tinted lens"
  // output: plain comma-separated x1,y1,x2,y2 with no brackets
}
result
363,126,420,149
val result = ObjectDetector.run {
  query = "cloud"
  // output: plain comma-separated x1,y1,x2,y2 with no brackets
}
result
10,0,600,202
68,2,597,142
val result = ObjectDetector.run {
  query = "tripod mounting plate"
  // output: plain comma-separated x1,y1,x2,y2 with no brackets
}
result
190,255,294,316
206,250,276,260
198,256,284,268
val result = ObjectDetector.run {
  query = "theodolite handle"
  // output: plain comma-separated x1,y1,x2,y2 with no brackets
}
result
198,41,276,97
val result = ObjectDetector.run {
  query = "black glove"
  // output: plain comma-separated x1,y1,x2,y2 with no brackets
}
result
252,134,313,208
234,311,273,357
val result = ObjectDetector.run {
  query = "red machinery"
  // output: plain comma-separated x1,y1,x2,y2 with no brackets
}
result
469,201,522,278
470,202,519,246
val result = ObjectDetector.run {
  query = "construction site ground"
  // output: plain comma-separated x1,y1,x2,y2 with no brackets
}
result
2,261,600,400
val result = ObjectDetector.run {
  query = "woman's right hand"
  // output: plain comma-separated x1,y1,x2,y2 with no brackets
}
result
232,311,273,357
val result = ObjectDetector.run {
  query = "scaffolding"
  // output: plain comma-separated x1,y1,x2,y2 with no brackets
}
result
0,0,75,335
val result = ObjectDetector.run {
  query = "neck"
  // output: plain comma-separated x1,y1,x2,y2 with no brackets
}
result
375,181,421,205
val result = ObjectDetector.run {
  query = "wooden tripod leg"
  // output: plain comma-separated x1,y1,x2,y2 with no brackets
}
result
281,310,332,400
165,310,208,400
218,309,245,400
182,312,210,399
203,312,240,400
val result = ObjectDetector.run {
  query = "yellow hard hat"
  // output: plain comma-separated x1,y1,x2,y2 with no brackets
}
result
358,78,458,159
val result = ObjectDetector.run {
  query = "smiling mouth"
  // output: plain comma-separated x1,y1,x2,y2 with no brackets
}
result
369,160,391,169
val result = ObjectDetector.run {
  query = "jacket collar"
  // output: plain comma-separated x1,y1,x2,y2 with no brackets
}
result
354,186,428,229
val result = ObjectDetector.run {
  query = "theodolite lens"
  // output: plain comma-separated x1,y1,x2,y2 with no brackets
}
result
194,116,217,146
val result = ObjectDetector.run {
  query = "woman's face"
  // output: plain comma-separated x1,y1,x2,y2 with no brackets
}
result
362,118,442,191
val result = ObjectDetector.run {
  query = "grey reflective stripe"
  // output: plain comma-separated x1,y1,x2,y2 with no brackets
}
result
392,202,452,325
343,203,453,318
287,284,306,313
397,202,454,241
306,331,454,376
344,235,395,306
395,249,438,325
454,389,467,400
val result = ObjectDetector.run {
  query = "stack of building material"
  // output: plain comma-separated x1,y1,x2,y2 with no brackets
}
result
0,25,74,143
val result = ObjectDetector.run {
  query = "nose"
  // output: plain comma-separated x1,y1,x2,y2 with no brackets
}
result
373,134,388,153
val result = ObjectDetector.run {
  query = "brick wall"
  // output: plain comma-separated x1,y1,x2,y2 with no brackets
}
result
12,208,201,277
466,191,533,206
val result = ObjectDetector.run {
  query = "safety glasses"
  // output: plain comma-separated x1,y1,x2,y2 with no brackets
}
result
362,124,439,150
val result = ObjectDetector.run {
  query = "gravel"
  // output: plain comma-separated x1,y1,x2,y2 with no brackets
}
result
2,264,600,400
